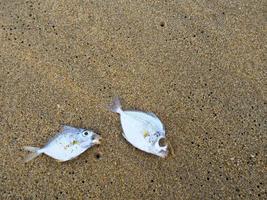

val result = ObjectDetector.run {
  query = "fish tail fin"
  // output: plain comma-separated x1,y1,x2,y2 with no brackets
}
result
109,97,123,114
23,146,42,162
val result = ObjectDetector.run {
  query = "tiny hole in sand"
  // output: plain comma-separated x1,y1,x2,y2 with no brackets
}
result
95,153,101,159
160,21,165,27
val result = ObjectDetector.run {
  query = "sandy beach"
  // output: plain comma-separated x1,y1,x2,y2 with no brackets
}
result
0,0,266,199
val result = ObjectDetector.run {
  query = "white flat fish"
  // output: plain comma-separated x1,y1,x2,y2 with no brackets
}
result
23,125,101,162
109,97,168,157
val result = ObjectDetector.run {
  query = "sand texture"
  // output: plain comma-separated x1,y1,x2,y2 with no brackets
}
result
0,0,266,199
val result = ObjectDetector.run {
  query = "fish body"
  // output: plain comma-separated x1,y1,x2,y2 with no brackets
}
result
24,125,101,162
109,97,167,157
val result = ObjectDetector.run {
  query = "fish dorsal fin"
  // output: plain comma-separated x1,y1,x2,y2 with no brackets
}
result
146,112,158,118
60,125,81,134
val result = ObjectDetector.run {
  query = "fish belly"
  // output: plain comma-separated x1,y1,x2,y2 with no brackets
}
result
120,112,155,152
44,143,85,161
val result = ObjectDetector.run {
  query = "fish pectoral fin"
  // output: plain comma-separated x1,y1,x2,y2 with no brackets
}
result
146,112,158,118
143,130,150,138
71,140,79,145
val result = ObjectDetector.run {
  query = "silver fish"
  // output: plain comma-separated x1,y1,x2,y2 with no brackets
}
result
23,125,101,162
109,97,168,157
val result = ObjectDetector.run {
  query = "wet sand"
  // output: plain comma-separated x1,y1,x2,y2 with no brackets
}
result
0,0,266,199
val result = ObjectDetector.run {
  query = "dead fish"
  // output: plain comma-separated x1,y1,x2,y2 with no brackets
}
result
109,97,167,157
23,125,101,162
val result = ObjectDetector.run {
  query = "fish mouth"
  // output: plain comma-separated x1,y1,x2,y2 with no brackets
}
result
155,136,168,158
92,135,101,145
158,148,168,158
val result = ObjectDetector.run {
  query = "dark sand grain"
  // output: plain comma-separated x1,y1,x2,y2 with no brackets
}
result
0,0,266,199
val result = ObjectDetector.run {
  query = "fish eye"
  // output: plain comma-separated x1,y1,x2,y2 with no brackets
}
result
82,131,89,136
